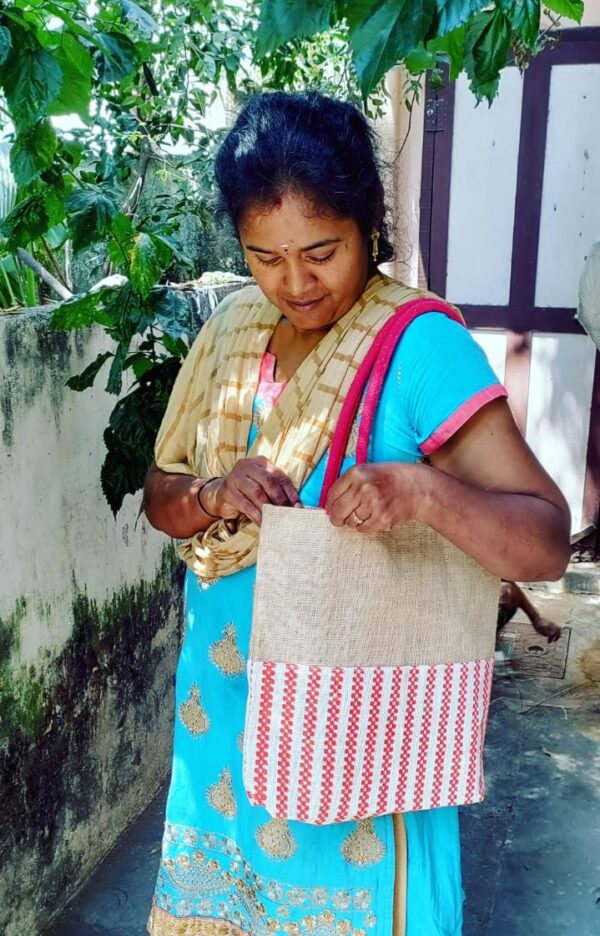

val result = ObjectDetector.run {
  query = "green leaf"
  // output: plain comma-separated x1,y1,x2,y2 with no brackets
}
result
431,0,483,36
49,33,93,120
150,288,192,338
3,45,63,129
464,9,511,93
256,0,335,56
473,76,500,103
161,333,189,359
543,0,584,22
150,231,191,264
66,351,113,391
514,0,540,49
129,232,171,298
107,212,135,266
101,357,181,514
50,290,112,331
66,185,119,251
95,31,139,83
404,43,436,74
346,0,436,96
0,193,49,249
41,2,96,42
428,25,466,80
0,25,12,65
499,0,540,49
106,340,129,395
123,351,155,379
122,1,158,38
10,120,57,185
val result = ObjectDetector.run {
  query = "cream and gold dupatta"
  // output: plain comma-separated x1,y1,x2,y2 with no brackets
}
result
154,272,437,583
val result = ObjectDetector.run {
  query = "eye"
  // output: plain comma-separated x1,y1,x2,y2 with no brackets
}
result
255,255,281,267
307,250,335,264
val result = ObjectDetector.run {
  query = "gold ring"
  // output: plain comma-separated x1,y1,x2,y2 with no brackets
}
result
351,510,366,526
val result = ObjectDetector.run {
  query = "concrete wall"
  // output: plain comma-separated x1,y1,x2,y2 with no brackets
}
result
0,282,242,934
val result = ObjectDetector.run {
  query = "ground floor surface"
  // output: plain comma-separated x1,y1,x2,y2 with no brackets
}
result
46,588,600,936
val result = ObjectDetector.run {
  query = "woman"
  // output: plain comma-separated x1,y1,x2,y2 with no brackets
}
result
144,91,570,936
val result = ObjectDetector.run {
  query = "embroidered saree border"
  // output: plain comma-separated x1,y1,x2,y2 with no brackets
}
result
148,902,249,935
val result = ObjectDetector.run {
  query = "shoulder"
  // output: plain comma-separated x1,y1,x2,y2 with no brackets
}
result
400,311,481,354
380,309,506,448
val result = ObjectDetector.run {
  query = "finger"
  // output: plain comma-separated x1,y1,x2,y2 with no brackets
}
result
228,489,263,526
324,472,355,511
250,455,300,507
248,465,297,507
328,489,364,526
270,469,301,506
238,477,270,510
352,516,383,535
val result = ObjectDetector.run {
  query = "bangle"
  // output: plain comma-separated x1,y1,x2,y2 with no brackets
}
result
197,478,221,520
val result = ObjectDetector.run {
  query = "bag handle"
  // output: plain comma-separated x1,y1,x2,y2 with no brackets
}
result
319,297,464,507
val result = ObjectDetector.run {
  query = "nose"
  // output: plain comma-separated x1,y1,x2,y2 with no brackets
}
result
283,260,317,298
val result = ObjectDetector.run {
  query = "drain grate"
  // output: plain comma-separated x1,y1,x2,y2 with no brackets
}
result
496,619,571,678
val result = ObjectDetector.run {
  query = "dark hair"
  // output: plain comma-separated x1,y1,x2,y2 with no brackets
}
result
214,91,394,265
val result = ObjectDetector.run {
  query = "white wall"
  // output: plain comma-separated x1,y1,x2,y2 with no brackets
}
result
0,305,181,935
446,69,524,306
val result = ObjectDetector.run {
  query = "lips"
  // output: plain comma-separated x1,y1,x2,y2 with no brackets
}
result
286,297,326,310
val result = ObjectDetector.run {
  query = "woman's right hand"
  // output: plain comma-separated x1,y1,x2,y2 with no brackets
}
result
202,457,301,526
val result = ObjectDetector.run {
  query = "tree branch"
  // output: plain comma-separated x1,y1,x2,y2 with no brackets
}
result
16,249,73,301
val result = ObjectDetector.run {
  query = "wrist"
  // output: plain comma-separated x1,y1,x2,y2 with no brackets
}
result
401,462,437,525
196,477,222,520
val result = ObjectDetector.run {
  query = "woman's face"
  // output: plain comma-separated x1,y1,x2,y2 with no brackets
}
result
239,191,371,334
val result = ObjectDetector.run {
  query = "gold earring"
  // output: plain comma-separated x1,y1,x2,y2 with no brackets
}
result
371,229,380,262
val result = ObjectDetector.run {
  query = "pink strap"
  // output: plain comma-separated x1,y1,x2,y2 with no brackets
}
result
319,298,464,507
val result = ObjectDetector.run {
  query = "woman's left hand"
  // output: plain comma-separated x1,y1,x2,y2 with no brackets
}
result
325,462,427,533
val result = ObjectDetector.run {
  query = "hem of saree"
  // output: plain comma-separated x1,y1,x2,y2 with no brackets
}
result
147,901,249,936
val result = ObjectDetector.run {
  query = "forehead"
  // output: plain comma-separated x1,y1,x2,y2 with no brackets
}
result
240,192,355,243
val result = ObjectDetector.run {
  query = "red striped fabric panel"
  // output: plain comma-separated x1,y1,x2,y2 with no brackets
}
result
244,658,494,824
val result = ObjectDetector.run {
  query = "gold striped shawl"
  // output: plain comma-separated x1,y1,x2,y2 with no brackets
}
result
154,273,440,583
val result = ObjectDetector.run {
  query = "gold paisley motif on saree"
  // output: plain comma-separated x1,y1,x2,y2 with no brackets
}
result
179,684,210,737
255,818,298,862
207,768,237,819
208,624,245,678
340,820,386,868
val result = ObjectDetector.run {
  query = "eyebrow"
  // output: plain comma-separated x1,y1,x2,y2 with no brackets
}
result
244,238,342,254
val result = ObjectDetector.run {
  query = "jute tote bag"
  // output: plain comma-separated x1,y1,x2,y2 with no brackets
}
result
243,299,500,825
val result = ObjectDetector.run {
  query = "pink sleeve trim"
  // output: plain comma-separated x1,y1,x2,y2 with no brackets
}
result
420,384,508,455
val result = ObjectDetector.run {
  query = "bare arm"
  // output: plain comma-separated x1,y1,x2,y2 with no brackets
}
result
144,462,217,538
423,398,570,580
326,399,571,582
144,457,301,539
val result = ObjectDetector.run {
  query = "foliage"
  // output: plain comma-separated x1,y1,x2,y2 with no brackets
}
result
257,0,585,103
0,0,366,512
0,0,586,512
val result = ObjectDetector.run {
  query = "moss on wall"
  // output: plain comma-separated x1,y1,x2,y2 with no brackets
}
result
0,596,26,663
0,598,47,743
0,546,184,933
0,311,73,449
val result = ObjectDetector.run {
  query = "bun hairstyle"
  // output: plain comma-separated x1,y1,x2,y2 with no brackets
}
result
214,91,394,265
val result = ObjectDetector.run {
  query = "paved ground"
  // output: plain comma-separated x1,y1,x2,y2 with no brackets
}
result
46,588,600,936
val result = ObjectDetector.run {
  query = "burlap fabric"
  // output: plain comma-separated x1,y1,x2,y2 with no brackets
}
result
253,506,499,667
